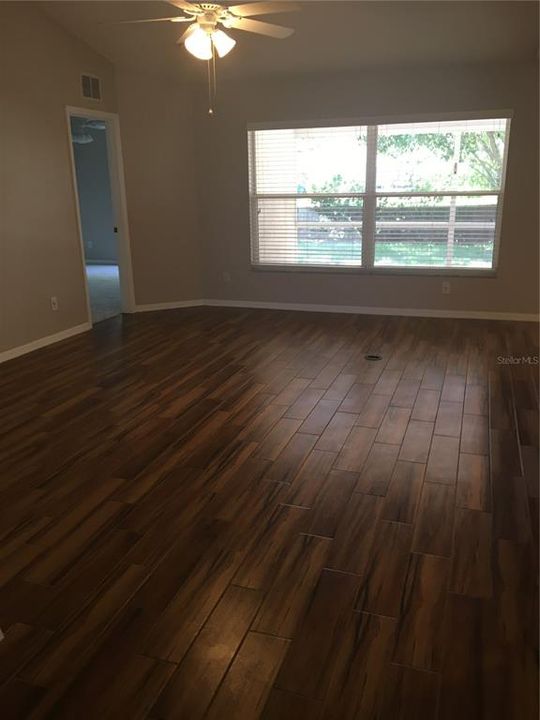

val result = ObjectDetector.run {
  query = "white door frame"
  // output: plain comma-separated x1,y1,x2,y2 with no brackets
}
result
66,106,136,323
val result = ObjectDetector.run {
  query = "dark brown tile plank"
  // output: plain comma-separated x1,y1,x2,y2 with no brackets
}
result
305,470,357,537
284,387,325,420
257,418,304,461
438,594,517,720
434,401,463,438
491,429,530,542
441,374,466,403
381,665,440,720
373,369,402,396
264,433,318,483
413,482,455,557
461,413,489,455
253,534,331,638
323,374,357,403
0,623,52,686
464,384,488,415
284,449,337,507
355,520,413,617
315,412,357,453
21,563,149,687
327,493,382,574
392,377,421,409
0,679,46,720
152,585,262,720
421,366,445,391
411,388,440,422
274,569,359,699
450,509,493,598
239,404,286,442
298,398,340,435
376,406,412,445
319,611,396,719
273,378,311,406
333,425,377,472
425,435,459,485
456,452,490,511
355,442,399,495
399,420,434,463
141,541,248,663
205,632,290,720
339,383,372,413
393,553,448,671
233,504,308,590
355,393,391,428
522,444,539,499
261,688,322,720
382,461,425,523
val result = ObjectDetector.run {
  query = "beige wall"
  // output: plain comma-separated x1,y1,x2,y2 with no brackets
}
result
196,62,539,315
115,70,203,306
0,5,204,355
0,2,117,352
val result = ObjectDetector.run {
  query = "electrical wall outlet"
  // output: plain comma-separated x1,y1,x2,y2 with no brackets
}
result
222,271,231,283
87,240,94,250
50,296,59,311
441,281,451,295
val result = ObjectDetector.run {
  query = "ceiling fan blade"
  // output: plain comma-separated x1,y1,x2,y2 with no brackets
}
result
176,24,196,44
167,1,201,12
228,2,300,17
226,17,294,38
115,16,192,24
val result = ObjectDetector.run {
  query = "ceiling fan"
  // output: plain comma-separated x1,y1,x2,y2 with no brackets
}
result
117,1,300,60
116,1,300,114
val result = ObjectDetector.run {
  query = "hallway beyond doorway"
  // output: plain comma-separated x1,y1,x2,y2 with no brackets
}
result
69,111,127,325
86,264,121,322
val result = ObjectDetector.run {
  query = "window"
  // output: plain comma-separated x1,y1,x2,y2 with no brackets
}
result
248,115,510,272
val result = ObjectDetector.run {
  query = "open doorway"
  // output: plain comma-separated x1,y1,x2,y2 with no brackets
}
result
67,107,135,324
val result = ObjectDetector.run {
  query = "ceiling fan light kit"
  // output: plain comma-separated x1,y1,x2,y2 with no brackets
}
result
184,26,236,60
116,1,300,113
184,26,211,59
211,29,237,57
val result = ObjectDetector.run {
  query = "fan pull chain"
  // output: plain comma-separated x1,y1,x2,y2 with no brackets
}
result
206,56,212,115
207,41,217,116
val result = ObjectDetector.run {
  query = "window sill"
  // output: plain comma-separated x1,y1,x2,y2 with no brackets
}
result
251,264,497,278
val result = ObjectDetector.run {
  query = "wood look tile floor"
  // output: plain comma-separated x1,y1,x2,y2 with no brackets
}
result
0,307,538,719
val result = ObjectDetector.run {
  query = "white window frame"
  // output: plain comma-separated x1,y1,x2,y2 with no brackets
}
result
247,110,512,276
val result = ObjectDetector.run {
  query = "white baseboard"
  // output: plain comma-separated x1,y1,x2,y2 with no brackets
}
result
134,298,538,322
135,298,539,322
135,299,205,312
0,322,92,364
204,298,539,322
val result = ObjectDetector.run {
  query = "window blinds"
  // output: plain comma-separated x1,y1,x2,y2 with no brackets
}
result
248,116,510,271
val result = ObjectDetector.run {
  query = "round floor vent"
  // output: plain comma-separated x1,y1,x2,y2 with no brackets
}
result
364,353,382,361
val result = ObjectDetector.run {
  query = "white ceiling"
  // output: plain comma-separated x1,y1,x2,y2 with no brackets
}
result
42,1,539,82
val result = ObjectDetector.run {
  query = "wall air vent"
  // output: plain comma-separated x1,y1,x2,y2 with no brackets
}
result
81,74,102,101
